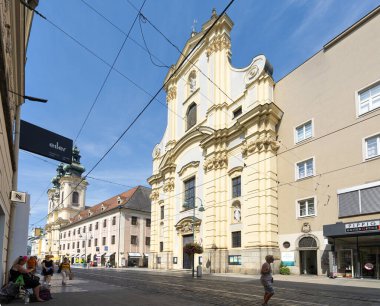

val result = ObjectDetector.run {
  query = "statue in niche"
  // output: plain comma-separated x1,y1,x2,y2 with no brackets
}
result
233,207,241,222
189,73,196,93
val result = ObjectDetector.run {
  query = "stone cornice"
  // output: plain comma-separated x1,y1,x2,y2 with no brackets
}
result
147,173,163,186
228,166,244,176
178,161,200,177
206,102,229,116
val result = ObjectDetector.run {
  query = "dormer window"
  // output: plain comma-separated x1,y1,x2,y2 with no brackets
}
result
188,71,197,94
117,196,122,205
88,210,92,217
186,102,197,130
101,204,105,211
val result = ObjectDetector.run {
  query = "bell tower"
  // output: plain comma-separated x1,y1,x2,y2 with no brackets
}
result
45,146,88,260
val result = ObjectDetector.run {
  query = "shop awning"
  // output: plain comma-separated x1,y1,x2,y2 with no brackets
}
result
81,254,86,258
128,252,141,257
87,253,91,258
143,253,149,257
96,253,106,258
75,254,80,258
105,252,116,257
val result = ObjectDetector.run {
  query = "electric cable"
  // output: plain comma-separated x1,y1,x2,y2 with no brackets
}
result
73,0,147,143
28,0,237,228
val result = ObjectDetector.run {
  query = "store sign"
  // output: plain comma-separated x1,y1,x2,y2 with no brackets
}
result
10,191,27,203
345,220,380,233
20,120,73,163
281,252,295,266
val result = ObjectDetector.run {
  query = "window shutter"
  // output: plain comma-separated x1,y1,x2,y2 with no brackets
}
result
338,190,360,217
361,186,380,214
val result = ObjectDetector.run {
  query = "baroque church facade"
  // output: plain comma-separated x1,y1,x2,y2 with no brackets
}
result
149,7,380,277
148,10,282,274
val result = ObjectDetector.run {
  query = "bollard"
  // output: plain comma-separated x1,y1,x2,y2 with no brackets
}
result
197,265,202,278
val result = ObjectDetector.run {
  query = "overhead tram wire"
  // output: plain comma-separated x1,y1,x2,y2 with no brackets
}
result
20,0,184,124
29,0,237,228
28,0,375,227
79,0,249,168
125,0,235,105
29,107,378,228
73,0,147,143
24,1,380,227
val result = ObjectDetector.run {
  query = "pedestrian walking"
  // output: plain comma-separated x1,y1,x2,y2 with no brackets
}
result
260,255,275,306
41,255,54,287
59,257,71,286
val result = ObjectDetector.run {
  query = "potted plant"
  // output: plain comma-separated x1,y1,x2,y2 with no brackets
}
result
183,242,203,255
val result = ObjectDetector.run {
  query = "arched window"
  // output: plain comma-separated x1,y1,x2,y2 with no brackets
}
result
186,103,197,130
72,191,79,206
299,236,317,248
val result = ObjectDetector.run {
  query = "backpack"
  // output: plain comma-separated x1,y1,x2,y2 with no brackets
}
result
39,288,52,300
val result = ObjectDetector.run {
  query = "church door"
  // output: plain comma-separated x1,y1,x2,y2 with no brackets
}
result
183,234,193,269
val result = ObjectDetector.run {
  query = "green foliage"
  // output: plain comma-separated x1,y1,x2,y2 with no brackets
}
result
279,265,290,275
183,242,203,255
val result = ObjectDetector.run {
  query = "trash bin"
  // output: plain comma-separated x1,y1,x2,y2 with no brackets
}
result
197,265,202,278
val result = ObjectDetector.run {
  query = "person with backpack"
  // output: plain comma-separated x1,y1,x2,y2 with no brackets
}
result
9,256,46,302
59,257,71,286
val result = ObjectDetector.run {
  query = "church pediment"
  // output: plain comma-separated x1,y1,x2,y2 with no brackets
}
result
175,216,202,235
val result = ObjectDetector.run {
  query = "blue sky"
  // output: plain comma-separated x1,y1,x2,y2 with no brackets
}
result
20,0,380,230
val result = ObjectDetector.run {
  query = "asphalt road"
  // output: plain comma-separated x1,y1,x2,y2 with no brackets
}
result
11,268,380,305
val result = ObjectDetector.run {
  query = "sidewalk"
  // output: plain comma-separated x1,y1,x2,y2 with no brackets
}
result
74,265,380,289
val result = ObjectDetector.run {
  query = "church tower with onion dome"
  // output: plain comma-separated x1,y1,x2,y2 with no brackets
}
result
45,146,88,260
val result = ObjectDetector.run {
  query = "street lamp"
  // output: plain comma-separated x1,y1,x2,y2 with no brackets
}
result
183,197,205,278
79,233,93,267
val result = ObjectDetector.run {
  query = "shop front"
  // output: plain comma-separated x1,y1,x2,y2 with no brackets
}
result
324,219,380,279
